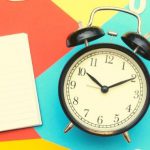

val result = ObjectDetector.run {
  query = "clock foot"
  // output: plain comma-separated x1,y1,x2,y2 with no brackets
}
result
64,122,74,133
123,132,131,143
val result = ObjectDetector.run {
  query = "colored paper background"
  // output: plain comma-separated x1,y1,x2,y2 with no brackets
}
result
0,0,150,150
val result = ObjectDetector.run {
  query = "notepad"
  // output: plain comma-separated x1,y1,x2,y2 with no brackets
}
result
0,33,42,132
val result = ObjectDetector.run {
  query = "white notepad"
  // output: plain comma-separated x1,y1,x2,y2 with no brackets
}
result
0,33,42,132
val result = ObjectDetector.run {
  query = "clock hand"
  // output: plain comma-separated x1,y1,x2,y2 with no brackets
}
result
86,72,103,88
108,77,136,89
86,84,100,89
86,73,109,93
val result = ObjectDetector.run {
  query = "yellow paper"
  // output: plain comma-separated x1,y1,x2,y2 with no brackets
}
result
0,139,68,150
52,0,130,27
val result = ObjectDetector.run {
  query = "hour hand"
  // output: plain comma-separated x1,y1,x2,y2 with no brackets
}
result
86,72,103,88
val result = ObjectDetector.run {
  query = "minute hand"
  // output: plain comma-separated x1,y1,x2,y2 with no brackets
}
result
108,77,135,89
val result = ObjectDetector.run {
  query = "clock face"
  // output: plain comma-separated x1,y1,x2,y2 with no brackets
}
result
59,44,150,135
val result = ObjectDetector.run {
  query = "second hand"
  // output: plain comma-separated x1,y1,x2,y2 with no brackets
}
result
86,84,100,89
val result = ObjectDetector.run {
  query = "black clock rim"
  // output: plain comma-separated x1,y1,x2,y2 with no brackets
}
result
59,43,150,136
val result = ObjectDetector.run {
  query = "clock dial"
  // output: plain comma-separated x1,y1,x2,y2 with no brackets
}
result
60,44,149,135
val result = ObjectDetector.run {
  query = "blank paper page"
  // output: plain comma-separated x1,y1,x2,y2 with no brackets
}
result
0,33,42,132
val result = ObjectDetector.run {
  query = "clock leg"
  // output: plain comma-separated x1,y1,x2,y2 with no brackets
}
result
64,122,74,133
122,132,131,143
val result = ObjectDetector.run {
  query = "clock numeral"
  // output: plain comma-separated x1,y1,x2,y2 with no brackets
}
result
78,67,86,76
126,104,132,112
133,90,140,99
131,74,137,82
84,109,89,117
114,114,119,123
122,62,125,70
97,116,103,124
105,55,114,64
90,58,97,67
73,97,79,105
70,81,76,89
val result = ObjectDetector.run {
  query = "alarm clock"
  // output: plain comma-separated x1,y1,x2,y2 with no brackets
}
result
59,7,150,142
